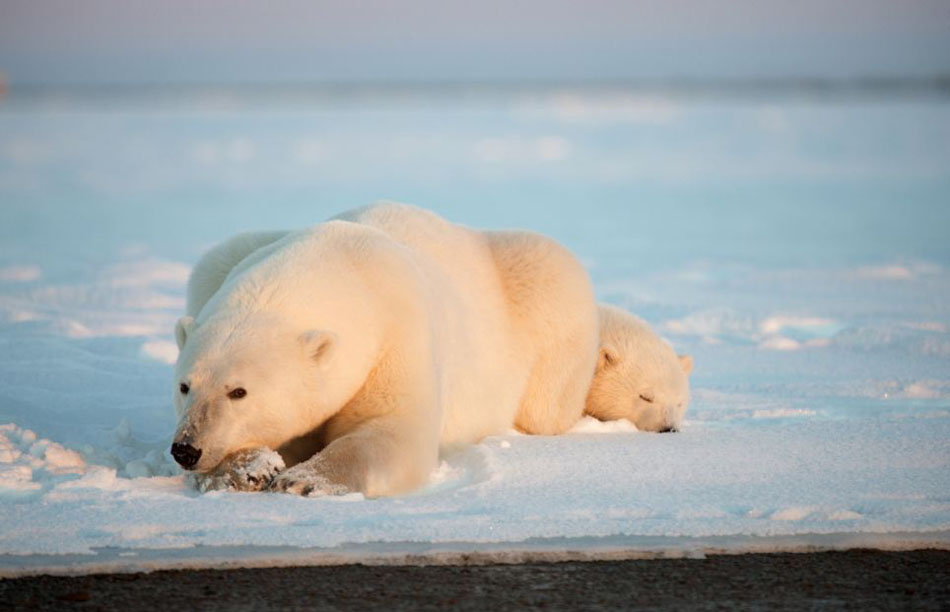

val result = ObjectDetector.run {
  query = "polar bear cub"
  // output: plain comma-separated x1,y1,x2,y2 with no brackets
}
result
585,304,693,432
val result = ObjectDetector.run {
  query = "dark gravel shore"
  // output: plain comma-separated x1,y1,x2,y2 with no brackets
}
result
2,549,948,611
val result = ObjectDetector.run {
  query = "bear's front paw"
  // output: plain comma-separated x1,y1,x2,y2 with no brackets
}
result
267,465,350,497
192,447,285,493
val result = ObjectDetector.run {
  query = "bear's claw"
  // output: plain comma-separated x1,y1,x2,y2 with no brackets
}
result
266,466,349,497
192,447,285,493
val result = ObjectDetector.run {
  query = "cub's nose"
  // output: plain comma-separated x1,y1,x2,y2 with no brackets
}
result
657,426,678,433
170,442,202,469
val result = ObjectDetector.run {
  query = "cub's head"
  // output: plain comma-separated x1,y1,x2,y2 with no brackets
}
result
169,314,338,473
586,305,693,432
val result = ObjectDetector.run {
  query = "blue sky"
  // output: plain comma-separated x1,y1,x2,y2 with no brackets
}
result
1,0,949,84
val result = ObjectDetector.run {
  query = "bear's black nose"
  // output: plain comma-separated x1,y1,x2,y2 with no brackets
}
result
657,426,678,433
171,442,202,469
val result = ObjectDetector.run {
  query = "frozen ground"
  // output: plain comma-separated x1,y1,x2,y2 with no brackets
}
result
1,86,949,576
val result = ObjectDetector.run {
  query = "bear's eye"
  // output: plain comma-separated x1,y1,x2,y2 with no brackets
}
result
228,387,247,400
179,383,189,395
639,394,654,403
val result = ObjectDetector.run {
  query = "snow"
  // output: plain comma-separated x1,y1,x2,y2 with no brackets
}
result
1,86,949,576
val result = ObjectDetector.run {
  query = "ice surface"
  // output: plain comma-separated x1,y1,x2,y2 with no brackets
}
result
1,87,949,575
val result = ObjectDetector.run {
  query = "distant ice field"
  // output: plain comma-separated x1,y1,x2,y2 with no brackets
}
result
0,86,948,575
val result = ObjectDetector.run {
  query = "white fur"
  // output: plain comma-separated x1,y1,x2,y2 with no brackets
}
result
173,203,598,497
585,304,693,432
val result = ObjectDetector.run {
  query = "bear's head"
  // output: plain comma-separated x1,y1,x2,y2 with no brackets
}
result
169,313,339,473
586,305,693,432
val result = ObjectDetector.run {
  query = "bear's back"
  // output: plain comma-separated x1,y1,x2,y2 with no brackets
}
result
335,202,489,274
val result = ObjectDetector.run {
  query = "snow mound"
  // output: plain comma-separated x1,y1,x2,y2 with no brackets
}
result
0,424,85,497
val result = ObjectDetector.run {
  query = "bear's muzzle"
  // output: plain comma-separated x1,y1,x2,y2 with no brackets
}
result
171,442,202,469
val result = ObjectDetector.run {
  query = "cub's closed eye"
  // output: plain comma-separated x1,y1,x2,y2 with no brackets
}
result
639,394,654,403
179,383,189,395
228,387,247,400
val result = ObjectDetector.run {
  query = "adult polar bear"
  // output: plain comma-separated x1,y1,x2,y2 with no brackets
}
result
172,203,598,497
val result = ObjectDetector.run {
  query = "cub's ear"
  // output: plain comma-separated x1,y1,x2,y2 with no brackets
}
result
598,344,620,370
678,354,694,376
175,316,195,350
300,330,337,368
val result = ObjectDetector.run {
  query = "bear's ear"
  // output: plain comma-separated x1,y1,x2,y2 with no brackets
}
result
678,354,694,376
300,330,336,368
599,344,620,370
175,316,195,350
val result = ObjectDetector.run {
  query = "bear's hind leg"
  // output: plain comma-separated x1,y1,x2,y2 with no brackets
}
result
485,231,599,436
514,342,597,435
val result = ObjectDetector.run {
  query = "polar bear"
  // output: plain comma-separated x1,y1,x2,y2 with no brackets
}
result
171,203,598,497
585,304,693,432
